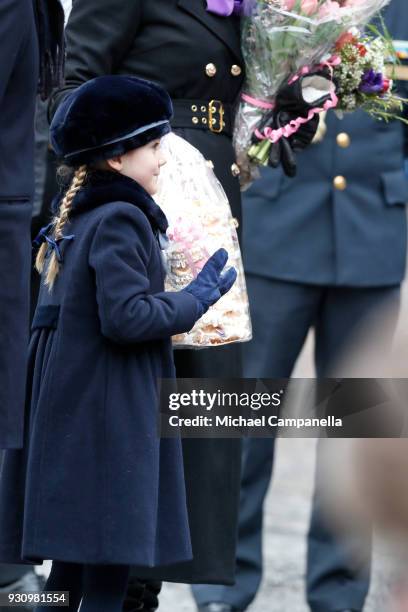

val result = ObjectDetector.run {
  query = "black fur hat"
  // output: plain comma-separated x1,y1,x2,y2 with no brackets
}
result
50,76,173,166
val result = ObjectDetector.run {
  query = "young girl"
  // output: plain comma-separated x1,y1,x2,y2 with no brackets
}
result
0,76,236,612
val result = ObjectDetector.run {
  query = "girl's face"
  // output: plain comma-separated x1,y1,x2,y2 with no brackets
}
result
107,139,166,195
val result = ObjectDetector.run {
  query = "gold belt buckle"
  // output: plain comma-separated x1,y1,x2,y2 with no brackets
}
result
208,99,225,134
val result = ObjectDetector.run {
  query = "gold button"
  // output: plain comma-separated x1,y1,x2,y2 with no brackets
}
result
192,117,199,125
201,105,207,112
231,163,241,177
205,63,217,77
206,160,214,169
333,175,347,191
231,64,242,77
202,117,207,124
191,104,197,112
232,217,240,228
337,132,351,148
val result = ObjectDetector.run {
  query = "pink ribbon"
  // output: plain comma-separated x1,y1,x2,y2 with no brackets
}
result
289,55,341,83
254,56,341,145
241,92,275,110
254,90,338,145
288,65,312,85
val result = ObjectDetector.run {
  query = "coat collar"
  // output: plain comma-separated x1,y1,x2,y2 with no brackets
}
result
177,0,242,63
62,171,168,233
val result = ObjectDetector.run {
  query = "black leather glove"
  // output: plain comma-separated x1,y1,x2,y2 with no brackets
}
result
183,248,237,318
254,71,335,177
268,112,320,177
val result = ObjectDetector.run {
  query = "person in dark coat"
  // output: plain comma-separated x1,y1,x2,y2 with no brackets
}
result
0,0,64,450
0,0,39,451
0,1,65,607
48,3,320,596
194,2,408,611
47,2,246,592
0,75,236,612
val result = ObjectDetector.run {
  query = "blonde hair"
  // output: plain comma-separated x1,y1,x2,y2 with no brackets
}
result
36,164,88,290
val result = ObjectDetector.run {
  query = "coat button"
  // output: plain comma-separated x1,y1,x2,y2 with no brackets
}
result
337,132,351,148
333,175,347,191
206,160,214,169
232,217,240,228
205,63,217,77
231,163,241,177
231,64,242,76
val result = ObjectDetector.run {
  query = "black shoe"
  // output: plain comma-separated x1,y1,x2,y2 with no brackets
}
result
198,604,238,612
0,571,46,612
123,577,161,611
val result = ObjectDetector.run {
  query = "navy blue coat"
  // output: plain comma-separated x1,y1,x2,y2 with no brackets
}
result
0,0,39,449
244,1,408,288
0,171,201,566
49,0,245,584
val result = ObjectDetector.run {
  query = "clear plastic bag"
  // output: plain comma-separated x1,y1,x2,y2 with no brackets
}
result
154,133,252,349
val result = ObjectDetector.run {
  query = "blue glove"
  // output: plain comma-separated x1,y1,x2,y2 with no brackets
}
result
183,248,237,317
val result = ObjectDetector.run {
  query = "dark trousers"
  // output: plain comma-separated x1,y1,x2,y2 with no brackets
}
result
0,453,36,588
192,274,400,611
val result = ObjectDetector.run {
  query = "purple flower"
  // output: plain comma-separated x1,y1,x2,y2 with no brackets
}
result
359,69,384,94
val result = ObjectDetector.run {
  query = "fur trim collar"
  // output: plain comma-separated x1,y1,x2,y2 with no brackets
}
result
56,171,168,233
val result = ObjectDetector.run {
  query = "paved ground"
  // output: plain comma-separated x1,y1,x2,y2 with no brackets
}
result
159,437,398,612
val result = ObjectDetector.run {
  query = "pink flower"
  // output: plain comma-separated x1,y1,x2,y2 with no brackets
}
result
282,0,296,9
301,0,319,15
318,0,343,19
381,77,392,94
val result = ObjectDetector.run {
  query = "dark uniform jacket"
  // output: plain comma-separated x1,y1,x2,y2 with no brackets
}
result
0,0,39,449
0,171,200,567
243,0,408,287
49,0,246,584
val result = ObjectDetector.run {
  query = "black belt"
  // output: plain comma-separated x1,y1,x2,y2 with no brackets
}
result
171,99,233,137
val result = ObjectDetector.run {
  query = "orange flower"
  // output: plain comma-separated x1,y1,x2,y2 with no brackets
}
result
335,31,358,50
357,43,367,57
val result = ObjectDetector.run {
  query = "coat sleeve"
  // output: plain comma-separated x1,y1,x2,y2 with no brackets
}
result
48,0,143,119
88,205,200,345
0,0,28,107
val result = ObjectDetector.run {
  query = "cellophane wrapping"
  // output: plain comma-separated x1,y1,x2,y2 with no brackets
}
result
154,133,252,348
235,0,391,189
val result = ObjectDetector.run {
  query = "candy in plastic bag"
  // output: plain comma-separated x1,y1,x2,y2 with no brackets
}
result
154,133,252,348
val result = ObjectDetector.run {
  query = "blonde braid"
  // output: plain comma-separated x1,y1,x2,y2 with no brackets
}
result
36,165,87,290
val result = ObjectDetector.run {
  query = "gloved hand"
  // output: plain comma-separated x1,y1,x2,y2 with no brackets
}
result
183,248,237,317
268,113,320,177
254,71,335,177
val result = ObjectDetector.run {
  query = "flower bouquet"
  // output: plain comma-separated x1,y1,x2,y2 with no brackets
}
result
332,25,408,121
235,0,392,188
